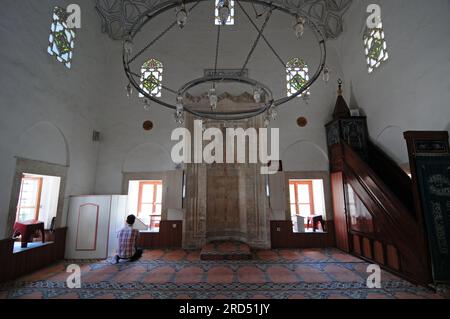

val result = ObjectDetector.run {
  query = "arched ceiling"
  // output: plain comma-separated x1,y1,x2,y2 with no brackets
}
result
95,0,353,40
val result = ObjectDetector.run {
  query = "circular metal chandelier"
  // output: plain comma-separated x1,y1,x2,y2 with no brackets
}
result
123,0,328,122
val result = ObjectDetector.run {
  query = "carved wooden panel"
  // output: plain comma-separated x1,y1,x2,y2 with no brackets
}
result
340,118,368,158
387,244,400,271
330,172,349,251
414,140,449,154
345,183,374,235
362,237,373,259
326,121,340,146
373,241,385,265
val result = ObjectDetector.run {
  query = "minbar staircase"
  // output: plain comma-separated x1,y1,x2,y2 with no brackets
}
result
325,82,447,285
330,141,431,284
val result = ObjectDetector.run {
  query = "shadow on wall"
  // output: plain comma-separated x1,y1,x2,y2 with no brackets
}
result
375,125,409,165
122,142,174,172
15,121,69,166
282,140,329,171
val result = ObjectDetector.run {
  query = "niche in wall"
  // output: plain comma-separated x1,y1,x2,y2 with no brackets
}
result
288,178,327,233
127,179,163,231
6,158,67,239
122,171,184,225
15,173,61,228
284,171,333,234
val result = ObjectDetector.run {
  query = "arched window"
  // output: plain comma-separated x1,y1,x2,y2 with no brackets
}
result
215,0,235,25
363,21,388,73
47,7,75,68
140,59,163,97
286,58,310,97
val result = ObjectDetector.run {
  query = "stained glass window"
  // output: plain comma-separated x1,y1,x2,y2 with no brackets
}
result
140,59,163,97
286,58,310,97
363,22,388,73
215,0,235,26
47,7,75,69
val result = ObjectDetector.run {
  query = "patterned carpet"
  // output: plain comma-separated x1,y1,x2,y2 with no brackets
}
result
200,241,252,260
0,248,446,299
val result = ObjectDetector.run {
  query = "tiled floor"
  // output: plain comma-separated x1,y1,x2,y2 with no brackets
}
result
0,248,446,299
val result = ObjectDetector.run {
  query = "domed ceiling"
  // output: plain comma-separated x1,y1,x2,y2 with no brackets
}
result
95,0,353,40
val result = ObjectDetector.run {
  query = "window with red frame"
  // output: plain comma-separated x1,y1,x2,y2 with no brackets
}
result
16,175,43,222
137,180,162,231
289,180,315,217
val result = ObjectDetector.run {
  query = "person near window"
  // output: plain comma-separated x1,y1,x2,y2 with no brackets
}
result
114,215,142,263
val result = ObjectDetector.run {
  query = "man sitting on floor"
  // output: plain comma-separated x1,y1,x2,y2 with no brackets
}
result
114,214,142,264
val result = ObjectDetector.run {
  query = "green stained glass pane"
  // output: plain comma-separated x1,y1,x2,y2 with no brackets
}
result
363,25,388,73
368,38,383,60
48,6,75,68
286,57,310,97
140,59,163,97
54,30,71,55
143,74,160,92
290,74,306,91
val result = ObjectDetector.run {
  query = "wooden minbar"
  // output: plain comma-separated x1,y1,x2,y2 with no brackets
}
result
325,81,433,284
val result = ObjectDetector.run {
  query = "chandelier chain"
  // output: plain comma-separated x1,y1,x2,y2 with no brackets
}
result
237,0,285,68
213,24,221,76
238,1,306,92
251,0,270,18
240,7,272,73
130,21,177,64
129,1,201,64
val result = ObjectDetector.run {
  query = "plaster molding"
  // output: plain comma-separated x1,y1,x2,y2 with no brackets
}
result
185,91,256,104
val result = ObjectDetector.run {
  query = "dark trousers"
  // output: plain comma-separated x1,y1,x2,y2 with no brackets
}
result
116,248,143,262
129,248,143,261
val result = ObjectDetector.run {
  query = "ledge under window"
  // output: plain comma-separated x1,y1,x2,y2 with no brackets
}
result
13,241,54,254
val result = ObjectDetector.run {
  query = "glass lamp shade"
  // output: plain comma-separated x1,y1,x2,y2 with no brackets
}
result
143,98,151,110
209,87,218,109
253,87,262,103
174,110,184,124
124,38,133,55
176,7,188,29
176,95,184,111
323,67,330,83
293,17,305,38
126,83,133,97
269,107,278,121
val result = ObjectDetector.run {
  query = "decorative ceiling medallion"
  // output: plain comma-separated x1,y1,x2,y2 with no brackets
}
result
142,120,154,131
95,0,352,40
